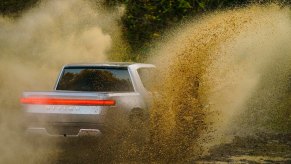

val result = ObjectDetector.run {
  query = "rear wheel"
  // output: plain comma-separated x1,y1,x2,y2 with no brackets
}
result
129,108,147,129
128,108,149,145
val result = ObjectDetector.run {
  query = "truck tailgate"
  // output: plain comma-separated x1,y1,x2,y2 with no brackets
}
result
21,91,115,124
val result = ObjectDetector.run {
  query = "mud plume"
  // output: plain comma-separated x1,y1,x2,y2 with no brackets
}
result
148,4,291,161
0,1,290,163
0,0,123,163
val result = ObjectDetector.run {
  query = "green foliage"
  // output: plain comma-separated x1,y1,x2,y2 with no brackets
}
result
0,0,39,15
111,0,250,60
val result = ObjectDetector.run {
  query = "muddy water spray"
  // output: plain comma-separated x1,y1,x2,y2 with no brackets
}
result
148,4,291,161
0,1,290,163
0,0,125,163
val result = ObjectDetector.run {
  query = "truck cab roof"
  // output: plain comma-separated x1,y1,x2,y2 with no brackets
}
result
64,62,153,68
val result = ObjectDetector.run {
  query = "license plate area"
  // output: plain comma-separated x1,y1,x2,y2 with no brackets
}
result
26,105,103,114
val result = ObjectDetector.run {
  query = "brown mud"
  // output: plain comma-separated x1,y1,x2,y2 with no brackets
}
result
50,4,291,163
201,133,291,163
0,1,290,163
27,133,291,163
147,4,291,162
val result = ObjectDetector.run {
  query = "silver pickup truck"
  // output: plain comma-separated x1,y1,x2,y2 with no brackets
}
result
21,63,155,136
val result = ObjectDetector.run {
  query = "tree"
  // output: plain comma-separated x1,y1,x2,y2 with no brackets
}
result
104,0,249,60
0,0,39,16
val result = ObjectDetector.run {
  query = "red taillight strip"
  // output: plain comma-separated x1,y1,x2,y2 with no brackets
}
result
20,97,115,106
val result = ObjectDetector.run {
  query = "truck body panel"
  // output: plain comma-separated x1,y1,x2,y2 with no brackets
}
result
21,63,155,136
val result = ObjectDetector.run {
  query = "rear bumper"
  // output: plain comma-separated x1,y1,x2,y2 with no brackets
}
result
25,122,106,136
25,112,107,136
24,106,124,136
26,127,101,137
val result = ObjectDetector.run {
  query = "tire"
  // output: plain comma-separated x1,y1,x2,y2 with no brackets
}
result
129,108,146,129
128,108,150,145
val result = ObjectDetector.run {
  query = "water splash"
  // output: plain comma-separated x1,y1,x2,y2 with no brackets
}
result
148,4,291,161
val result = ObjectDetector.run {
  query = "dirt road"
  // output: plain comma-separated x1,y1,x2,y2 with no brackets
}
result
29,133,290,163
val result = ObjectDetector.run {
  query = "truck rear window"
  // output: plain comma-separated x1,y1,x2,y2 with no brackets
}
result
56,67,134,92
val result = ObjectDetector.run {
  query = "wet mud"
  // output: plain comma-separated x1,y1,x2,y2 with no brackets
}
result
0,1,290,163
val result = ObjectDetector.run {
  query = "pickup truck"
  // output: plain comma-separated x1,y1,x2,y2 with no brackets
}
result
20,62,155,136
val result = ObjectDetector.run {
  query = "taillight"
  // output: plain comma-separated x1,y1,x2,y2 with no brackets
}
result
20,97,115,106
